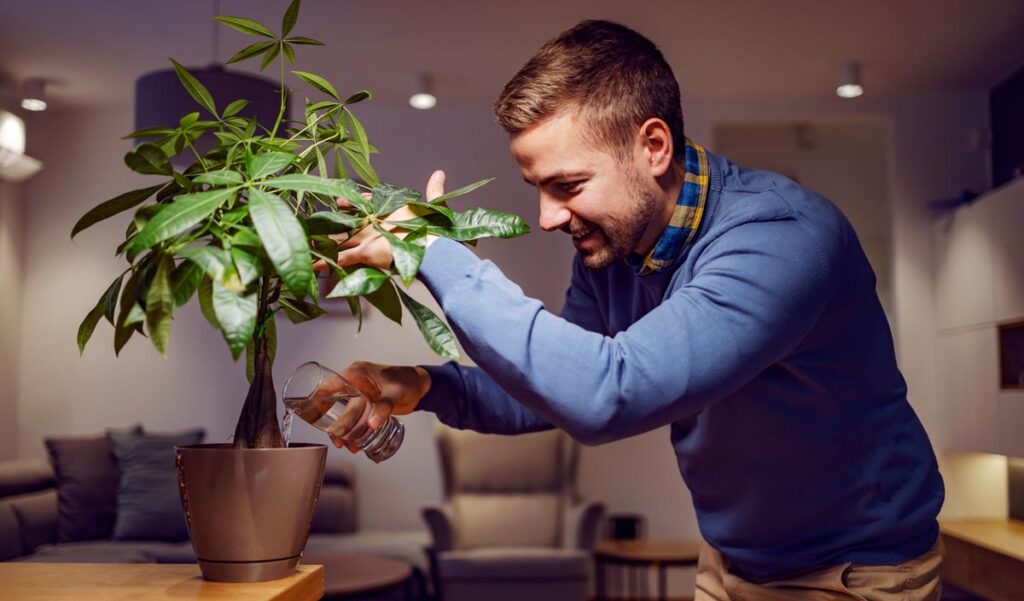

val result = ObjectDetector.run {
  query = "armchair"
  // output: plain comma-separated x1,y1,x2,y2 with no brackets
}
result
422,426,604,601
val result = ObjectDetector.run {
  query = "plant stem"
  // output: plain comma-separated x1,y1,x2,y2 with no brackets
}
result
269,46,287,140
231,276,284,449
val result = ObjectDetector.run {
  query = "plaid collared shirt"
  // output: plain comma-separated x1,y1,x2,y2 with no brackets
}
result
628,138,710,275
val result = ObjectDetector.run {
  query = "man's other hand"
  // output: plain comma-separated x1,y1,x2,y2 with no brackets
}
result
323,362,431,453
314,170,446,273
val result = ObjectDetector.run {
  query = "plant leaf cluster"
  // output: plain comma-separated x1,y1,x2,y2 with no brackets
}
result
73,0,529,373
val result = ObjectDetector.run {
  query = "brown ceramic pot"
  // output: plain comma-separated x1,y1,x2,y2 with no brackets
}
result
175,443,327,582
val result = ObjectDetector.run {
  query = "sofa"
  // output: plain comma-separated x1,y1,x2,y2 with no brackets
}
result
0,456,431,594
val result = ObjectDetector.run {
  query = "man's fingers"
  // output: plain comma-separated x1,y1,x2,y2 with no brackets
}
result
425,170,446,202
367,400,394,431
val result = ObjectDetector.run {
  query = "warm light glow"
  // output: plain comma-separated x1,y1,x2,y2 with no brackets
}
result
836,84,863,99
409,93,437,110
21,98,47,111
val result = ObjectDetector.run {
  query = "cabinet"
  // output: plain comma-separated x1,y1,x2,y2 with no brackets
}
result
932,178,1024,457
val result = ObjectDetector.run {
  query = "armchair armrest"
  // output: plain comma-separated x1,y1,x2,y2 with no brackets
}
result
421,503,456,552
563,500,605,550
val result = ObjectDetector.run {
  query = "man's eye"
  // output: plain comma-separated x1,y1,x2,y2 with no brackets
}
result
558,181,581,192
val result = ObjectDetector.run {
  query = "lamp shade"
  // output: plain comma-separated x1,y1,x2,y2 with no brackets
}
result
0,110,43,182
134,64,288,162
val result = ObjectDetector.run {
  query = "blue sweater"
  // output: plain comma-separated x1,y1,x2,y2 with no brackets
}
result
416,150,944,580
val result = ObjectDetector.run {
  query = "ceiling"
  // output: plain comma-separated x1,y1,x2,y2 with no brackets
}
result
1,0,1023,110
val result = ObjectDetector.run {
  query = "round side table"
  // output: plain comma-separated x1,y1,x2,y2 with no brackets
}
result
594,539,701,601
302,553,414,600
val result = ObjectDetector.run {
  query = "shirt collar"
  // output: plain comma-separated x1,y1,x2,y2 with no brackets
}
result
626,138,711,276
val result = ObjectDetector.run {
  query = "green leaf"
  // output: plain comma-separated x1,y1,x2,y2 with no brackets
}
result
225,40,275,65
214,15,275,38
259,42,281,70
124,143,172,176
222,99,250,118
282,0,301,36
425,207,530,241
341,145,379,187
124,126,176,139
262,174,368,209
371,183,420,216
170,59,217,118
344,90,372,105
77,274,124,354
114,267,146,355
170,261,203,308
145,254,175,356
248,188,314,296
248,151,294,179
292,70,339,100
278,296,327,323
287,36,324,46
126,187,238,256
407,200,454,222
304,211,363,235
197,277,220,329
193,169,244,186
364,278,402,324
375,225,426,285
124,303,146,326
398,289,459,358
231,247,264,285
326,267,388,298
429,178,494,205
72,184,164,239
343,108,369,157
212,281,258,359
282,42,295,64
333,149,349,179
178,246,233,283
179,112,200,128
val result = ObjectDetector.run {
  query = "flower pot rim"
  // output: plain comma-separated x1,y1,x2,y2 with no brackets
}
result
175,442,327,452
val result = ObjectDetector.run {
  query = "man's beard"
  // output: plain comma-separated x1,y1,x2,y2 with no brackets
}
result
566,167,661,269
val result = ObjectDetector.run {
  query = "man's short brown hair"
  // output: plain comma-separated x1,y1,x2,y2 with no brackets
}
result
494,20,685,161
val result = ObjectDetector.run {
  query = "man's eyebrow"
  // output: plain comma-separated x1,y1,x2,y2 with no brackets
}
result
522,171,590,186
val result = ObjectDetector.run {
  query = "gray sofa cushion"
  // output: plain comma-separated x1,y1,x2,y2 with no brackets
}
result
438,547,590,581
44,429,139,542
109,428,204,542
6,490,58,554
0,502,23,560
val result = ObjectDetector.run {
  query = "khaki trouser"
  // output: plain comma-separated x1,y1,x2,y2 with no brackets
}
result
694,538,944,600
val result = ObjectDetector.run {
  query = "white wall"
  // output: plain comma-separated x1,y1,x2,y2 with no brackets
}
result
714,120,892,313
0,182,23,459
8,88,993,596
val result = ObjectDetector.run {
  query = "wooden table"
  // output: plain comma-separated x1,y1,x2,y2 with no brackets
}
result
303,553,414,600
0,563,324,601
594,539,701,601
940,518,1024,601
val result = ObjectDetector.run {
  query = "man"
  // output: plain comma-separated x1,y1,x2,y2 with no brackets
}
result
319,20,945,600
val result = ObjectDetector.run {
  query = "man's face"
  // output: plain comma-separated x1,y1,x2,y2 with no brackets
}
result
510,109,661,269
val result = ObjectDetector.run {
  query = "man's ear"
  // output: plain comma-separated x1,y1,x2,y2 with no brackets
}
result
637,118,674,178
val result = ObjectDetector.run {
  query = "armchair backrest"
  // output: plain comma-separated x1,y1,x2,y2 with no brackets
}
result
436,426,579,550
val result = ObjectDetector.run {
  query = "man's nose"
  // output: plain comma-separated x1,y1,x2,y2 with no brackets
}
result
538,195,571,232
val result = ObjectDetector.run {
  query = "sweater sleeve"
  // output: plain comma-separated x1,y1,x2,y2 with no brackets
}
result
416,255,604,434
417,217,833,446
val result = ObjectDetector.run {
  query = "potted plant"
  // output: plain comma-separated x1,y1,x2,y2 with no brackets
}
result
72,0,528,582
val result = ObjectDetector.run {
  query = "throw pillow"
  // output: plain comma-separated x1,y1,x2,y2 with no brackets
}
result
43,425,142,542
109,428,205,542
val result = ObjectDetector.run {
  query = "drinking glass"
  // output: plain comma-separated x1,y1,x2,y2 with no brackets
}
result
281,361,404,463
